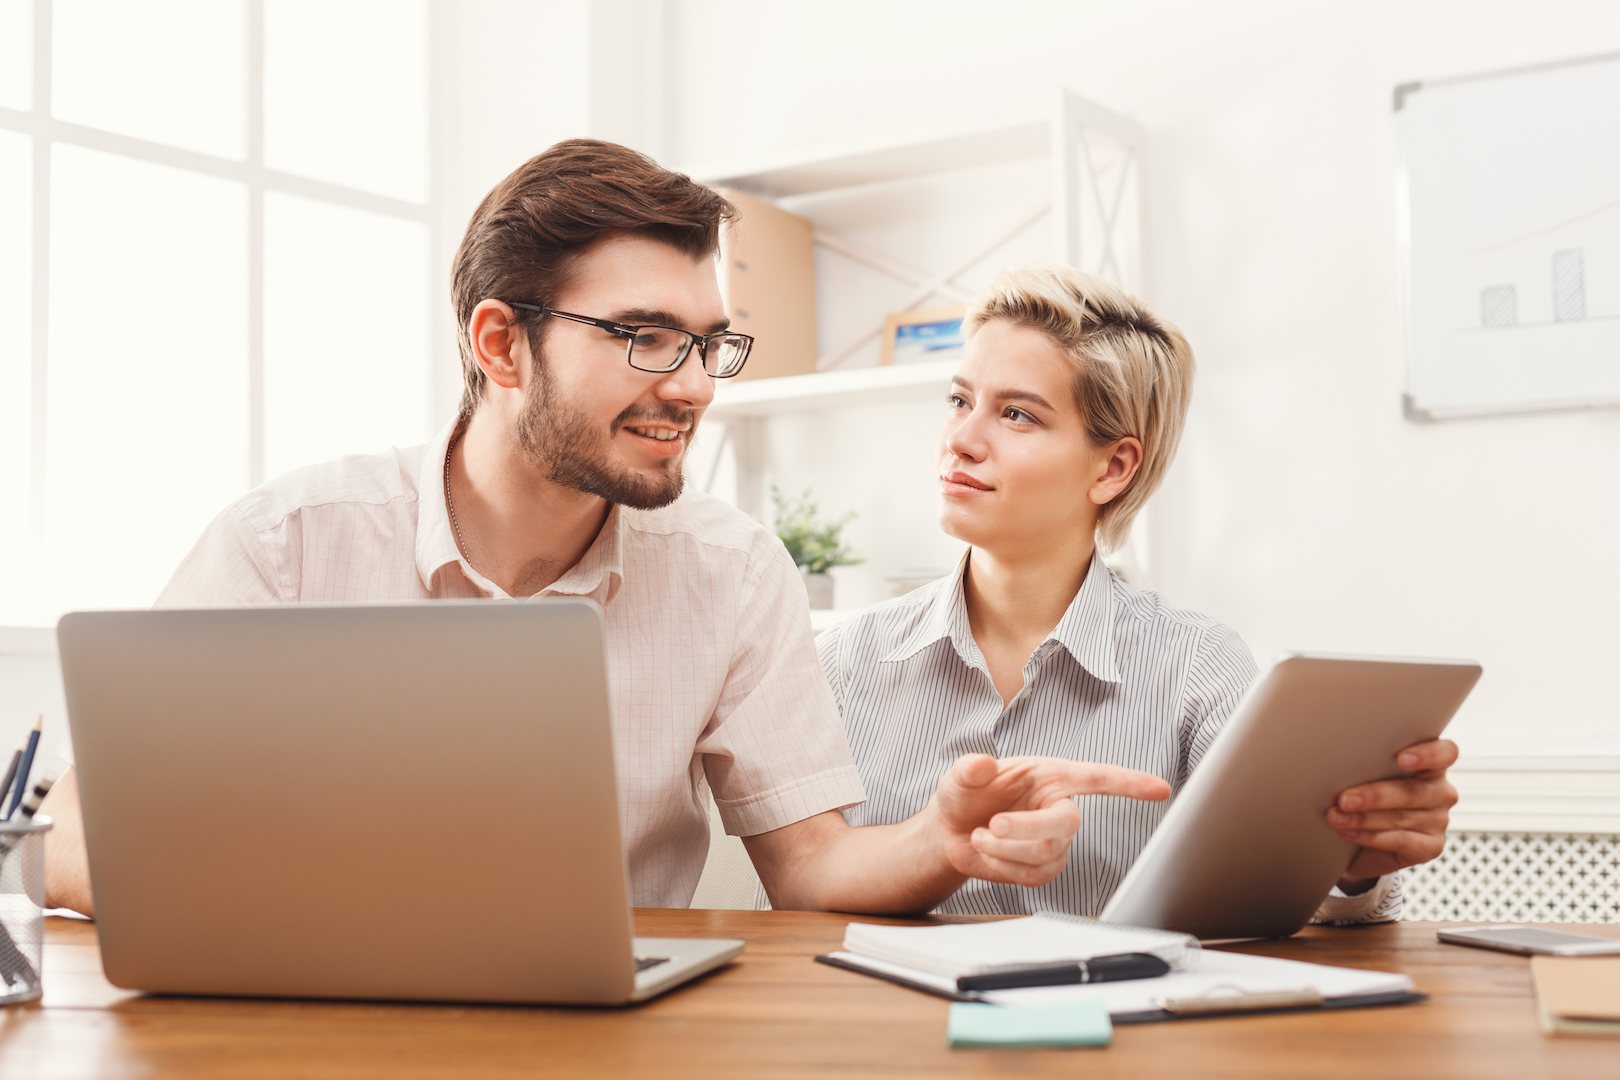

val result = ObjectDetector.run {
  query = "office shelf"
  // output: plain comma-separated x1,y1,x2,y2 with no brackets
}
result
707,359,958,419
689,118,1051,199
682,89,1151,597
808,608,864,634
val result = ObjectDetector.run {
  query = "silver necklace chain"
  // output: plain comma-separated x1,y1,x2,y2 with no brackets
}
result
444,433,472,562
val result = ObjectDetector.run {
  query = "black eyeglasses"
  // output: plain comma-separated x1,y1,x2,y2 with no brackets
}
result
506,303,753,378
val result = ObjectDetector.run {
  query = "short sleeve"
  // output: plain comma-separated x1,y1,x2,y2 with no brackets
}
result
155,502,287,607
696,534,866,837
815,619,848,717
1178,622,1259,788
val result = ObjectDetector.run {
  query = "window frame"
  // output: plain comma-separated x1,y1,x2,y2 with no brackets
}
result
0,0,442,606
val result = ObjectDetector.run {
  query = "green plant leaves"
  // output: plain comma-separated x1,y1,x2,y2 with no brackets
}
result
771,485,864,575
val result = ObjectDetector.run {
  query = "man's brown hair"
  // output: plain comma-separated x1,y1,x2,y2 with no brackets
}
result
450,139,736,419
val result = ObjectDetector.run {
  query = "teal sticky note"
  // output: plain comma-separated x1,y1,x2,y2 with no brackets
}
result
946,1001,1113,1049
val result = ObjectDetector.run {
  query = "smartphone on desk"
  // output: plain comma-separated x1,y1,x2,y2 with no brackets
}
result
1438,925,1620,957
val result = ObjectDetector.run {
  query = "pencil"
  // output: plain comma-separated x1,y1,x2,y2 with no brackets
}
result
0,728,25,817
0,772,58,861
5,716,42,821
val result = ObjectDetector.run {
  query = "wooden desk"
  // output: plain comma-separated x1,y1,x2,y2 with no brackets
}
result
3,911,1616,1078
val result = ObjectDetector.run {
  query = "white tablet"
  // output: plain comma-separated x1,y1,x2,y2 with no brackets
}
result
1099,652,1481,939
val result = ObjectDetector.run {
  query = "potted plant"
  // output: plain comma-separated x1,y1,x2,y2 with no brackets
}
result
771,486,863,609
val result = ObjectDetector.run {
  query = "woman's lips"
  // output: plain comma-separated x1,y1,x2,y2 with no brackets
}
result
940,471,993,496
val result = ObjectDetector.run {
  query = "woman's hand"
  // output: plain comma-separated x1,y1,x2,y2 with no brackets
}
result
1328,738,1459,891
930,754,1170,887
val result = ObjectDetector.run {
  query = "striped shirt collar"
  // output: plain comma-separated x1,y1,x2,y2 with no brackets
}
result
879,549,1122,684
413,419,625,607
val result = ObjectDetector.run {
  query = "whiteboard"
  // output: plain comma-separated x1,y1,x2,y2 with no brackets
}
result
1398,52,1620,419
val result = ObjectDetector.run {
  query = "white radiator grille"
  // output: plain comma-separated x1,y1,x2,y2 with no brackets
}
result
1402,832,1620,923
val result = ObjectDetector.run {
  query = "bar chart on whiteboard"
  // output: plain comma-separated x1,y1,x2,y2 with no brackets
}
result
1398,52,1620,418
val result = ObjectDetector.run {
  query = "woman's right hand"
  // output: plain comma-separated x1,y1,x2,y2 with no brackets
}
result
929,754,1170,887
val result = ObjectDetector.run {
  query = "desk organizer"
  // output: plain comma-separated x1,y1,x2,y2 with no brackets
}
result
0,819,51,1004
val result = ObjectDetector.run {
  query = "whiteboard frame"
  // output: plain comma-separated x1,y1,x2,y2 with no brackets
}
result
1395,48,1620,422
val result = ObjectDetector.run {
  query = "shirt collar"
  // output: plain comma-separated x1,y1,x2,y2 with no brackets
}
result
413,418,625,608
415,419,478,595
539,502,625,607
880,551,980,667
1046,552,1122,684
879,548,1121,685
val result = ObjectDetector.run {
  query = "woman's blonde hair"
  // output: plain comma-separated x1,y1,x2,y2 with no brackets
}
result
963,265,1194,554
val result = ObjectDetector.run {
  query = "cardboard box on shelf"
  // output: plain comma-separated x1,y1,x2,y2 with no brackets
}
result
718,189,818,382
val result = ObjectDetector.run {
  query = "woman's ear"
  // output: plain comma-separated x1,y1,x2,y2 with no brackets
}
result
1089,436,1143,506
469,299,526,391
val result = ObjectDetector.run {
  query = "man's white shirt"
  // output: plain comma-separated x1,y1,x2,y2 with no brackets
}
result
157,420,866,907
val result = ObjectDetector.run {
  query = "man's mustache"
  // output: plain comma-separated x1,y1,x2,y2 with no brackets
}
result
612,404,696,434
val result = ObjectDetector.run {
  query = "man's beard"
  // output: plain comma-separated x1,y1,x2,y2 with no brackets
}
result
515,359,692,510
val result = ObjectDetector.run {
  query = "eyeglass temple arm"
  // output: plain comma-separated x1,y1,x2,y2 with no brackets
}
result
504,302,633,338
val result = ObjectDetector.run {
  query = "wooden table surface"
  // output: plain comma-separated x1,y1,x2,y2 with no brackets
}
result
2,910,1617,1079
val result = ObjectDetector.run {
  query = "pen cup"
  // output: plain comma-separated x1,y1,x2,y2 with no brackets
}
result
0,818,51,1005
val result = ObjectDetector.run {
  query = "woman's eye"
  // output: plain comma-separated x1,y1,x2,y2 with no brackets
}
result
947,394,968,409
1004,407,1033,423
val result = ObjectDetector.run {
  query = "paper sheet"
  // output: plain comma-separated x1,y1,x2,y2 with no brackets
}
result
828,947,1412,1018
983,949,1412,1015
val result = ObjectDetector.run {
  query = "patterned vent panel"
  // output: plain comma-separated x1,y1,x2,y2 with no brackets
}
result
1402,832,1620,923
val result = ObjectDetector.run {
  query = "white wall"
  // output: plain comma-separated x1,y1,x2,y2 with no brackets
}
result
430,1,1620,768
434,0,669,425
0,630,70,788
646,0,1620,760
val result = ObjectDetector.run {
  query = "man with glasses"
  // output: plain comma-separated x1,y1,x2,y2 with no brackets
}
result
42,140,1167,917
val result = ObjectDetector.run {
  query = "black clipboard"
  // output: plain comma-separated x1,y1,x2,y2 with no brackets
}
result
814,954,1427,1023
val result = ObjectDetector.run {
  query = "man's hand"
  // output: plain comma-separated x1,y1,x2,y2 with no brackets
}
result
931,754,1171,887
39,766,95,917
744,756,1168,914
1328,738,1458,891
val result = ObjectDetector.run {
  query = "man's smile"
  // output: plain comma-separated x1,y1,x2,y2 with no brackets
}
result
625,425,685,442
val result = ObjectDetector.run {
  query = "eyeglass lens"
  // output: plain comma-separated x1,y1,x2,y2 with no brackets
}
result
628,327,750,377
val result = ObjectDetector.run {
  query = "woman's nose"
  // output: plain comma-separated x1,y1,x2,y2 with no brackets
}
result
944,409,989,462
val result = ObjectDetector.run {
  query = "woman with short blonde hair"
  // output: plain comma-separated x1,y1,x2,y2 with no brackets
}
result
818,264,1456,918
961,265,1193,555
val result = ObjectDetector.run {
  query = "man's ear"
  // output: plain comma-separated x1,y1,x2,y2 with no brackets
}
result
469,299,526,391
1089,436,1144,507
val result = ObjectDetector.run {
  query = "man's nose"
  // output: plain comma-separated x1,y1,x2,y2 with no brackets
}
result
656,346,716,407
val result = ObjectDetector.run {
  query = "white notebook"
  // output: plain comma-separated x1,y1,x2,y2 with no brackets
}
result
842,913,1199,978
827,945,1415,1019
983,949,1414,1016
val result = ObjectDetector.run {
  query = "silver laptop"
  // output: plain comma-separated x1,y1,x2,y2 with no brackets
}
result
1100,652,1482,939
56,600,742,1005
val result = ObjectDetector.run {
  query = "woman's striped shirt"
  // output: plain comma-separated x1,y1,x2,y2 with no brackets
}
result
817,552,1399,923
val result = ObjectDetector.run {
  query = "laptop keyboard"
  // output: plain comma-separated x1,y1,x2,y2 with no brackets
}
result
635,956,670,973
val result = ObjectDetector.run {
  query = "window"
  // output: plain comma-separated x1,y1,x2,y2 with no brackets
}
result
0,0,435,625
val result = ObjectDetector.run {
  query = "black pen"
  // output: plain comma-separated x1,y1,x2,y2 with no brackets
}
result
4,716,41,821
956,952,1171,992
0,728,26,815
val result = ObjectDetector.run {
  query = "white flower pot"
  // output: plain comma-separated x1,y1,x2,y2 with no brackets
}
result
801,570,834,610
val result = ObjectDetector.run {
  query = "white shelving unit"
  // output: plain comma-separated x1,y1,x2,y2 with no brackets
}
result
684,88,1154,587
708,357,958,419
